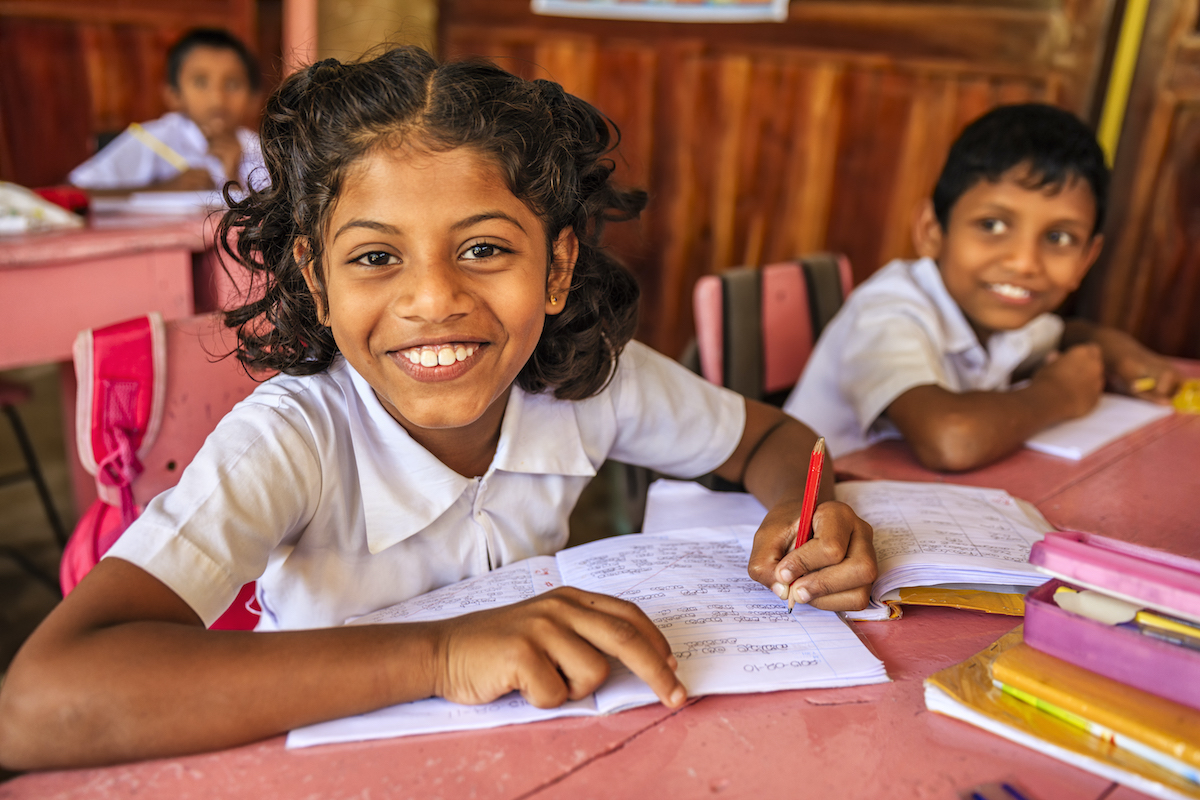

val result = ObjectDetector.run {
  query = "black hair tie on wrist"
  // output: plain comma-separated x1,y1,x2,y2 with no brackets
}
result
737,417,790,486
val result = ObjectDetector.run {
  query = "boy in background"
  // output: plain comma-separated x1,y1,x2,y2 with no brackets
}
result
69,28,264,192
784,103,1180,471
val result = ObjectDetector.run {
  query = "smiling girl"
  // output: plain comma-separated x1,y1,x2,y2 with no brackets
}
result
0,47,876,770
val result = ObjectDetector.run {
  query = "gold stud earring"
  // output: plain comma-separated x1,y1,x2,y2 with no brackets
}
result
550,295,558,305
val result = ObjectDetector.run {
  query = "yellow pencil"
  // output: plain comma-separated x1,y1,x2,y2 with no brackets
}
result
1131,376,1156,393
1135,609,1200,640
127,122,191,173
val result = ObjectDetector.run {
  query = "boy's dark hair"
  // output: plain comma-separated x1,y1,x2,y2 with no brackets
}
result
218,46,643,400
932,103,1109,236
167,28,260,92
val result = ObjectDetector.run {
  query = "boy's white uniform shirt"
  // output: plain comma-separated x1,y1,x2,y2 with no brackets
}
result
782,257,1063,458
68,111,266,191
106,341,745,630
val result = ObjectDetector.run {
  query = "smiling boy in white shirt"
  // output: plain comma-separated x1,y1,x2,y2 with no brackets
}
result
69,28,265,193
784,103,1180,470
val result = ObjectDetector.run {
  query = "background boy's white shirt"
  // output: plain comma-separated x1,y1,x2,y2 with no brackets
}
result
782,257,1063,458
68,111,266,191
104,341,746,631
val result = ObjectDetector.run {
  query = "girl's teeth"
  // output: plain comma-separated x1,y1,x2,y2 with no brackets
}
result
402,344,477,367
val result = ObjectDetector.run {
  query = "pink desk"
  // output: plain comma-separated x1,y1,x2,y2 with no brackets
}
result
5,393,1197,799
0,214,213,371
0,212,245,512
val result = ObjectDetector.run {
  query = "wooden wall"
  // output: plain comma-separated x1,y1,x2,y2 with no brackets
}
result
440,0,1120,357
0,0,280,189
1081,0,1200,358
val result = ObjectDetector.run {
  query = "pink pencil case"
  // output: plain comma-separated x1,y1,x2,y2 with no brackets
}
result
1025,531,1200,710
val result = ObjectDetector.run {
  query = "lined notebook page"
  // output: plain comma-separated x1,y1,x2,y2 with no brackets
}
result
287,529,887,749
558,532,888,708
1026,394,1174,459
642,480,1053,621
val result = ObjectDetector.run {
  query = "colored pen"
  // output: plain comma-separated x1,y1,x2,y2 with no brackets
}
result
128,122,191,173
1001,784,1032,800
787,437,825,613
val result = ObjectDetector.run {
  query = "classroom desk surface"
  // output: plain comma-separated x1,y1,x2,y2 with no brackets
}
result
5,402,1198,799
0,212,218,370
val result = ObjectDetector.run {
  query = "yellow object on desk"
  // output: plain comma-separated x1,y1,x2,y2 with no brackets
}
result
1174,379,1200,414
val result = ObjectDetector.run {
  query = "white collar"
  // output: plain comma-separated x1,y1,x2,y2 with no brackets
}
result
910,257,981,354
909,256,1059,362
338,361,596,554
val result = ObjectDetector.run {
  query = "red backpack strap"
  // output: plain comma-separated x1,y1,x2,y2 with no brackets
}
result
73,313,166,527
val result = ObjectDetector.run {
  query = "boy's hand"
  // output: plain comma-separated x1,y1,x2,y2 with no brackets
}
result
205,132,243,184
747,500,877,612
1034,343,1104,419
1112,349,1182,404
151,168,216,191
431,587,686,710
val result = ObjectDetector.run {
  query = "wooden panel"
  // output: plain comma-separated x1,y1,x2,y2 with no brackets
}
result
443,0,1115,355
0,0,262,188
1081,0,1200,357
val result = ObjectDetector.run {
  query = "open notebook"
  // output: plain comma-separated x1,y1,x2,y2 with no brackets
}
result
287,527,888,749
1025,393,1174,460
642,479,1054,621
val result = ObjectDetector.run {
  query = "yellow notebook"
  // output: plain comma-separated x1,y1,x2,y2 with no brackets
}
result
924,628,1200,799
992,642,1200,769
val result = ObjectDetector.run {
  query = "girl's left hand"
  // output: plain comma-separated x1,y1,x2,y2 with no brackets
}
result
747,500,877,612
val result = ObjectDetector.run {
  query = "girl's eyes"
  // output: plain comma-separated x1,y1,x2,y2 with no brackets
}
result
1046,230,1077,247
461,242,509,260
979,218,1008,235
353,251,398,268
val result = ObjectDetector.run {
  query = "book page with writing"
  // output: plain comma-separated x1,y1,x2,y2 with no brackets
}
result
286,557,593,748
838,481,1052,620
556,530,888,712
643,480,1053,622
1025,394,1174,460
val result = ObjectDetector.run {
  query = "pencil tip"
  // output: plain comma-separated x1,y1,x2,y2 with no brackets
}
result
787,600,794,614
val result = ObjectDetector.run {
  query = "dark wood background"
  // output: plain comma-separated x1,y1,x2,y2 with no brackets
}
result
2,0,1196,359
440,0,1125,358
1079,0,1200,358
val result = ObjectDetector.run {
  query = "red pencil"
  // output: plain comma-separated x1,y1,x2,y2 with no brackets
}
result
788,437,826,613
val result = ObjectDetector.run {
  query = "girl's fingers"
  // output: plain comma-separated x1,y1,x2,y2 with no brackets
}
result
518,631,610,707
774,502,857,584
788,524,878,609
561,591,686,708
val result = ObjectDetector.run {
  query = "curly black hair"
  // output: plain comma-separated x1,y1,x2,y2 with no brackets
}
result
218,45,643,400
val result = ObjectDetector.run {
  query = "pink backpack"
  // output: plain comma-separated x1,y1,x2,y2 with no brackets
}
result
61,312,260,630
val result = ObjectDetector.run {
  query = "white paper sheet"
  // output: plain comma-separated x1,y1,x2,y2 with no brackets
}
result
287,529,888,749
1025,394,1175,460
642,479,1053,621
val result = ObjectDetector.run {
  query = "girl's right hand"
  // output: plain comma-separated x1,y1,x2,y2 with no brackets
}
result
428,587,686,710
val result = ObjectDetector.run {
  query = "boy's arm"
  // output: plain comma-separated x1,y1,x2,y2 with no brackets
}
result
0,559,683,770
1062,319,1182,402
715,400,877,612
885,343,1105,471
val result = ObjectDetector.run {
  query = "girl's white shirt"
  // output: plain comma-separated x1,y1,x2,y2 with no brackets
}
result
68,111,267,192
105,341,745,630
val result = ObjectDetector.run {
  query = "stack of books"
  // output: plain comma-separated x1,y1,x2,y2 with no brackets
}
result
924,531,1200,799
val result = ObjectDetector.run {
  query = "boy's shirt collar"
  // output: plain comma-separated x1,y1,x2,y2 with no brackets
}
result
910,256,1064,388
338,360,595,554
